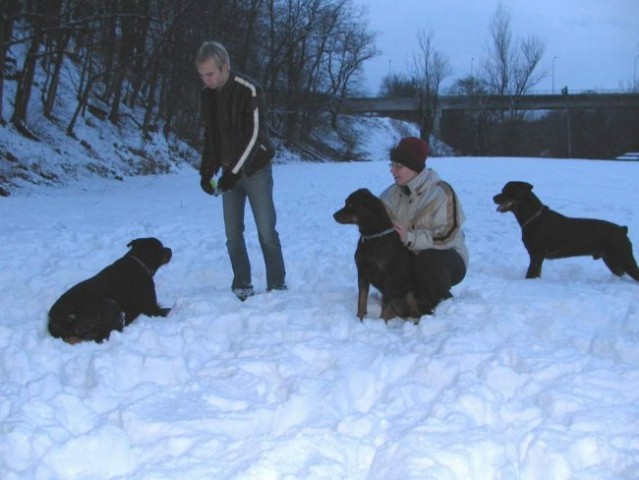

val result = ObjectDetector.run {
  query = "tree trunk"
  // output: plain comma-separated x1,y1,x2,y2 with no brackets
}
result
44,31,71,118
0,0,20,124
108,67,126,124
12,29,43,131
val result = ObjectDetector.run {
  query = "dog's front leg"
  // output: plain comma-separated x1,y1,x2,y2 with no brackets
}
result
526,254,544,278
382,292,423,322
151,306,171,317
357,276,370,321
380,295,395,323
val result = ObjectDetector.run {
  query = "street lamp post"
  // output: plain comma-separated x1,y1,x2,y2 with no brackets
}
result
562,86,572,158
552,56,557,94
471,57,474,78
634,55,639,92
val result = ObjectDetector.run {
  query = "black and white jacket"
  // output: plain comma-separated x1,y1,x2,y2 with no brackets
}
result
199,71,275,180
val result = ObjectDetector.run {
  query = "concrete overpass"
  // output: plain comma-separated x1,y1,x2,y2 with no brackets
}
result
342,92,639,114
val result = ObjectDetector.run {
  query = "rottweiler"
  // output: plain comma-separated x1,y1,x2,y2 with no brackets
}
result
493,181,639,280
333,188,426,322
48,237,172,344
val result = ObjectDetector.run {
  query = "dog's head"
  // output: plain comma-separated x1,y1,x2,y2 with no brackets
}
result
493,181,534,214
125,237,172,275
333,188,393,235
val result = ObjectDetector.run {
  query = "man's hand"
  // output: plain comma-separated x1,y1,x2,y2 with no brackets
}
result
218,172,240,192
200,176,216,195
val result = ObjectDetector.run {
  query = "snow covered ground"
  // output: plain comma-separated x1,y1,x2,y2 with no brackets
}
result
1,149,639,479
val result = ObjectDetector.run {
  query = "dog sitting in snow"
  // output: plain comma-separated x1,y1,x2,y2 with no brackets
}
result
333,188,425,322
493,181,639,280
48,237,172,344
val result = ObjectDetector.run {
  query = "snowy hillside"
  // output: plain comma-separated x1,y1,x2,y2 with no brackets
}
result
0,37,447,197
0,33,416,197
0,57,196,197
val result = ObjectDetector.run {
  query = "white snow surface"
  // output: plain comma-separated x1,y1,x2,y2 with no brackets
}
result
1,147,639,478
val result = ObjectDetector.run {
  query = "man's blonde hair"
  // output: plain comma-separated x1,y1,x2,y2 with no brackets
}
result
195,41,230,68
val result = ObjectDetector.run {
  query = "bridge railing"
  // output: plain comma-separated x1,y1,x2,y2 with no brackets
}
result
342,92,639,113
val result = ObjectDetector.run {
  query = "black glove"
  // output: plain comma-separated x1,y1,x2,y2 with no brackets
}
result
218,171,240,192
200,176,215,195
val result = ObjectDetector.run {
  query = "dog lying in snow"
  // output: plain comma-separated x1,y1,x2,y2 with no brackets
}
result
48,237,172,343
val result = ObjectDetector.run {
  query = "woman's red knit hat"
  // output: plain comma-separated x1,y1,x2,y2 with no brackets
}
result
390,136,429,172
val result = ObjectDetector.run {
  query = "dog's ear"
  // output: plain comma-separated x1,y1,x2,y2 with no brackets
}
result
506,181,533,192
354,188,373,198
363,193,392,227
127,238,144,249
513,181,533,191
128,237,164,252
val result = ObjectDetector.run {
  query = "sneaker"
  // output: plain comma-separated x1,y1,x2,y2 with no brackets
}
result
233,287,254,301
267,284,288,293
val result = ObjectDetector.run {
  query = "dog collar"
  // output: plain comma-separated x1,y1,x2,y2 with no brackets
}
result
522,206,546,228
129,255,154,276
360,227,396,242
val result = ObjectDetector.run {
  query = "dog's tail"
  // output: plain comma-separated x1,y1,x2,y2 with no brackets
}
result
618,231,639,282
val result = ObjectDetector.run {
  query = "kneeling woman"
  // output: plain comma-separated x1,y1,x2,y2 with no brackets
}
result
380,137,469,313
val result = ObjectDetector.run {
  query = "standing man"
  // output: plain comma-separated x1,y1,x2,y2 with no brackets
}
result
195,41,286,301
380,136,468,313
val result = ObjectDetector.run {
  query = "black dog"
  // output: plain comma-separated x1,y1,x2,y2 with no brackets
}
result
48,237,172,344
334,188,425,322
493,181,639,280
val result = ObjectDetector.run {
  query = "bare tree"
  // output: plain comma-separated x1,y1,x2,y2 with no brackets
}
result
512,34,545,97
41,0,75,119
409,28,451,140
5,0,376,158
262,0,323,137
107,0,148,124
325,3,378,128
484,2,512,98
0,0,21,125
483,2,545,120
11,1,49,138
449,76,493,155
261,0,375,140
379,73,413,97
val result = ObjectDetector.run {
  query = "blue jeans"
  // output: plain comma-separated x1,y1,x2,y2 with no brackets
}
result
222,165,286,291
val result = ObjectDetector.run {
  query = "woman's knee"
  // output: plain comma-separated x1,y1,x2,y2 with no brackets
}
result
414,249,465,286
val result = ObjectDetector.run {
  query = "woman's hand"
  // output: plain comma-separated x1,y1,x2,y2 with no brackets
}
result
394,223,408,244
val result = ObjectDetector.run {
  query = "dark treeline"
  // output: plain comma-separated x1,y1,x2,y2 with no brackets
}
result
382,69,639,160
3,1,635,162
439,76,639,159
1,0,376,150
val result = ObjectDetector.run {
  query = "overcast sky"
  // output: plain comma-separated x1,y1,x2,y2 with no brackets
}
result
354,0,639,95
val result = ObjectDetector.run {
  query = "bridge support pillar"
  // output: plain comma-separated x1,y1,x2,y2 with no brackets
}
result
433,109,442,137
